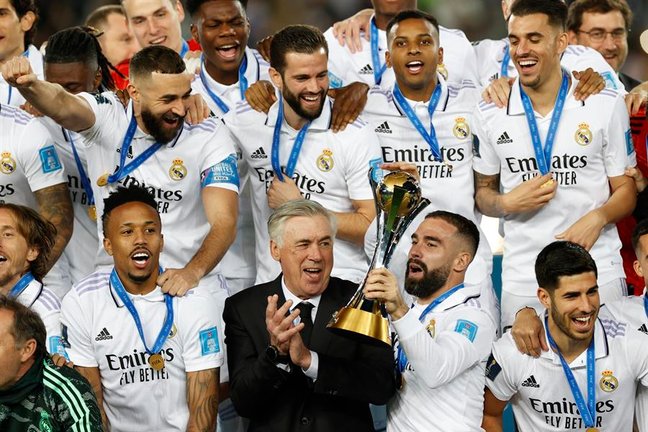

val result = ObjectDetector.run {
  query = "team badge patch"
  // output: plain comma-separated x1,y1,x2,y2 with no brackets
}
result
625,129,634,156
201,154,239,188
0,152,16,174
39,411,53,432
199,327,220,356
485,353,501,381
453,117,470,140
39,146,62,173
316,149,334,172
168,323,177,339
574,123,593,146
438,63,449,80
169,159,187,181
425,318,436,337
454,319,478,342
49,336,68,358
369,158,384,183
599,370,618,392
601,71,619,90
329,71,343,89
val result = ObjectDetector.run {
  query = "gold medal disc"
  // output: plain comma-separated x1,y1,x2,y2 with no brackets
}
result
148,353,165,370
88,205,97,221
585,429,598,432
96,173,109,187
541,179,555,188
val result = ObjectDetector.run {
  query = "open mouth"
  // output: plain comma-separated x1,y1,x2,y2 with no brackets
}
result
149,36,167,46
215,43,240,60
405,60,424,74
517,58,538,73
0,255,7,264
131,250,151,270
303,267,322,281
571,315,594,331
407,259,426,277
162,113,183,127
300,93,322,107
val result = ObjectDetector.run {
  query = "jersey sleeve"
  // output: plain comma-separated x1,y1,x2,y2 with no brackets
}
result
199,120,240,193
602,93,635,176
40,308,68,358
626,329,648,388
60,289,98,367
16,119,66,192
76,91,123,147
471,104,501,176
561,46,625,92
485,333,523,401
323,27,347,89
341,123,383,201
178,292,225,372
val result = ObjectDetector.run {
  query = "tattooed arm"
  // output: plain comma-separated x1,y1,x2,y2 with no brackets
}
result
186,368,219,432
34,183,74,271
474,171,506,217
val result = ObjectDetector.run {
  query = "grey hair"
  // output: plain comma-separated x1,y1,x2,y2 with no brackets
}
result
267,199,337,247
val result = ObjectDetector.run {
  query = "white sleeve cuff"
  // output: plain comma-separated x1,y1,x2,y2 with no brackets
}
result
392,308,425,341
303,351,319,380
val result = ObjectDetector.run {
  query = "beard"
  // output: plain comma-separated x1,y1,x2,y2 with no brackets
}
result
141,107,184,144
283,86,325,122
404,259,451,299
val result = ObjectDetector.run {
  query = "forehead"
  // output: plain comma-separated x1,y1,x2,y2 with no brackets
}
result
580,10,626,29
281,215,331,242
413,217,456,240
508,12,554,35
137,71,192,93
0,309,15,338
104,12,129,31
109,201,160,226
196,0,245,19
45,62,94,82
554,272,598,292
122,0,175,17
283,49,327,73
390,18,438,40
0,208,19,229
0,0,17,14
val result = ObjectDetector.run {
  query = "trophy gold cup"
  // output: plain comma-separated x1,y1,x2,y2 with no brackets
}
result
327,168,430,346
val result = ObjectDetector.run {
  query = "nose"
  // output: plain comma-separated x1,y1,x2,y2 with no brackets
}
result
305,78,320,94
147,18,160,37
601,32,617,50
307,244,323,262
173,99,187,117
409,242,423,260
219,22,236,37
578,293,596,314
133,228,147,245
514,39,530,56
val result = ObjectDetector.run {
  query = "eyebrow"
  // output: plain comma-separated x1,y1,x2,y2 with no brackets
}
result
509,31,543,39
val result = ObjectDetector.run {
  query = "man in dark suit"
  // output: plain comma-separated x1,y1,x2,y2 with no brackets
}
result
223,199,396,432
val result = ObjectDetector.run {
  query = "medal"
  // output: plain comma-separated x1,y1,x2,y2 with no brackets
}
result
88,206,97,221
585,428,599,432
541,179,555,188
97,173,109,187
148,353,165,371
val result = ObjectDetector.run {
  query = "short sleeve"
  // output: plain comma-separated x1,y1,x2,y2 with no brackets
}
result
342,124,383,201
16,119,66,192
179,292,225,372
76,91,124,146
323,27,347,89
602,93,635,176
60,290,98,367
471,104,501,176
485,333,522,402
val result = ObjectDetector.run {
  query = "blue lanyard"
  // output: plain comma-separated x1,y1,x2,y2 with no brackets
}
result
110,268,173,356
271,96,311,182
6,50,29,105
370,18,387,85
63,129,94,205
545,315,596,428
397,283,464,372
644,294,648,318
180,40,189,58
393,82,444,163
519,70,569,175
8,272,35,299
106,113,164,185
501,43,510,78
199,53,249,114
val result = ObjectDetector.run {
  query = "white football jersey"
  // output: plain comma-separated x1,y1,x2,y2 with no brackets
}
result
61,270,224,432
388,283,498,431
473,78,633,294
324,21,478,89
0,45,43,107
486,316,648,431
218,97,383,284
76,92,239,289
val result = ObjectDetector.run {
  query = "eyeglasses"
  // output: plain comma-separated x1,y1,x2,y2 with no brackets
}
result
577,28,628,42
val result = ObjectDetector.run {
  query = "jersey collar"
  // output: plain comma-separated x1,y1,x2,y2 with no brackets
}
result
13,278,44,308
109,280,167,308
539,312,609,365
507,73,584,116
265,96,333,131
391,72,450,116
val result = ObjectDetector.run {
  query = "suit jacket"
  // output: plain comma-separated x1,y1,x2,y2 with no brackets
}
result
619,72,641,92
223,276,396,432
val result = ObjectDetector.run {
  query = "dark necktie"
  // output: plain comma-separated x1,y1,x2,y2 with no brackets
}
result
295,301,314,347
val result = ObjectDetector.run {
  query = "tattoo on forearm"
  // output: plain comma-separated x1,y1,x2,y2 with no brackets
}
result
474,172,505,217
186,369,218,432
35,183,74,267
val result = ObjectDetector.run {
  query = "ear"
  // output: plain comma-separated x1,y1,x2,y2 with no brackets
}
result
385,51,392,68
19,338,37,363
93,68,102,90
634,259,644,278
452,251,471,273
25,245,39,264
19,11,36,34
438,46,444,66
103,237,113,256
175,0,186,23
537,287,551,309
127,83,140,103
556,31,569,56
190,24,199,44
269,67,283,91
270,240,281,262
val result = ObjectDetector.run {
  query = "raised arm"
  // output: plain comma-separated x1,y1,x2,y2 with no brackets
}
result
186,368,219,432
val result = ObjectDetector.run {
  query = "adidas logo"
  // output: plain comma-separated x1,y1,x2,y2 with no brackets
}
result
95,328,113,341
639,324,648,335
359,64,374,74
521,375,540,388
496,131,513,145
488,73,499,82
251,147,268,159
375,121,392,134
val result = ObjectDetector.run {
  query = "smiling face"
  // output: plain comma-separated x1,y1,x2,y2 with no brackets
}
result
190,0,249,84
122,0,185,53
0,208,37,294
0,0,34,64
569,10,627,72
44,61,100,94
270,215,333,300
99,11,141,66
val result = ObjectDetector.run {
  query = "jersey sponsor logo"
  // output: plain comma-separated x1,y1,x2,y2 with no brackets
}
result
496,131,513,145
251,147,268,159
381,144,463,179
639,323,648,335
574,123,593,146
106,348,175,385
95,327,113,341
201,154,239,188
254,167,326,199
601,71,619,90
169,158,187,181
521,375,540,388
359,64,374,75
454,319,478,342
39,146,62,173
199,326,220,355
67,175,93,205
375,121,392,134
505,154,588,184
485,353,501,381
453,117,470,140
0,151,16,174
529,397,614,429
93,93,113,105
599,370,618,393
316,149,334,172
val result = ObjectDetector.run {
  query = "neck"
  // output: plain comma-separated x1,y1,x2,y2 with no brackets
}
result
115,268,158,296
205,60,240,86
134,109,150,135
399,75,438,102
0,271,29,296
417,275,463,305
0,44,26,67
282,101,310,130
521,67,566,116
548,317,592,363
374,14,392,31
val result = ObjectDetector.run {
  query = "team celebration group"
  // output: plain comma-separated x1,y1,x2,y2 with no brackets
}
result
0,0,647,430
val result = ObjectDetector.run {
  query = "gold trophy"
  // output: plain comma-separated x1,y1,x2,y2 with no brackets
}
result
327,168,430,346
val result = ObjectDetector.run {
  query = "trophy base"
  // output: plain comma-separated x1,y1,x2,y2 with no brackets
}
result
327,306,391,346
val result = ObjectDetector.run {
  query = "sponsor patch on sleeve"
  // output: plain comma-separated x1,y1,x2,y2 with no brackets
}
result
454,319,478,342
626,129,635,156
199,327,221,356
328,72,343,89
485,353,502,381
601,71,619,90
49,336,69,359
39,146,62,173
201,154,239,188
369,158,384,183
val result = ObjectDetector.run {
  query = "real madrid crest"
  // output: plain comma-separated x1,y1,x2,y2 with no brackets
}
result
168,323,177,339
426,318,436,338
575,122,593,146
0,152,16,174
169,159,187,181
317,149,334,172
599,370,618,392
438,63,449,80
453,117,470,140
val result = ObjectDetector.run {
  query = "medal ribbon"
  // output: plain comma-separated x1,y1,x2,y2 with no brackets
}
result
393,81,444,163
63,129,94,206
519,70,569,175
8,272,35,299
545,315,596,428
199,53,249,114
644,294,648,318
501,44,511,78
370,18,387,85
106,113,164,185
180,40,190,58
110,268,173,356
271,95,311,181
397,283,465,372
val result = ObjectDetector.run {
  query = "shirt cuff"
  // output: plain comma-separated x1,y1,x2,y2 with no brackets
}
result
392,307,425,341
302,351,319,380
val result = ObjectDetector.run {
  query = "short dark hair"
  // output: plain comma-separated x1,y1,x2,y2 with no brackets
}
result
186,0,248,16
631,218,648,256
424,210,480,258
509,0,568,31
44,26,118,91
102,185,159,235
129,45,186,81
567,0,633,33
0,204,56,282
386,10,440,44
535,241,598,291
9,0,38,48
0,295,47,359
85,5,126,30
270,25,328,75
